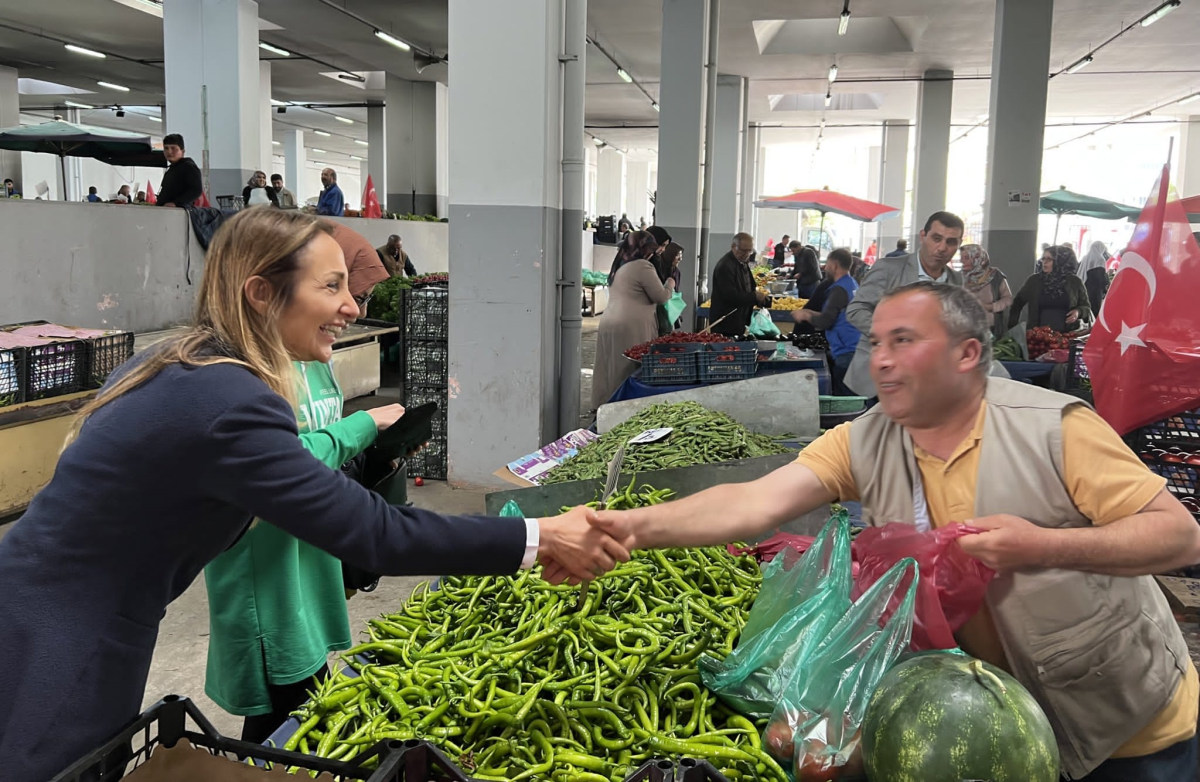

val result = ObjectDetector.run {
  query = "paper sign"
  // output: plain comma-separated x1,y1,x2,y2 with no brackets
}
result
504,428,600,485
628,427,673,445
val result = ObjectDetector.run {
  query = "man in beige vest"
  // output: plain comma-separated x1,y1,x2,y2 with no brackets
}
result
581,281,1200,781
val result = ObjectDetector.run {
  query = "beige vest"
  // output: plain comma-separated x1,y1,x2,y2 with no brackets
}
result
848,378,1189,779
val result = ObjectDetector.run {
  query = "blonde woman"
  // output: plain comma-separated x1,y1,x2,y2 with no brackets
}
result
0,209,628,779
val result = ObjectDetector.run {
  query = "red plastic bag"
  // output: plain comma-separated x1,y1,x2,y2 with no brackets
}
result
727,534,815,563
851,523,994,651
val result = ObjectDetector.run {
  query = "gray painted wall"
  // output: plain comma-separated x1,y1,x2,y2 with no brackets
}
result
325,217,449,274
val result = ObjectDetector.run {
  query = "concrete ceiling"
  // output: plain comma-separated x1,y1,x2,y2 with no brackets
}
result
1,0,1198,160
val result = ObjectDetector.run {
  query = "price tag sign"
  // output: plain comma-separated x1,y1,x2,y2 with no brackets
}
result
628,427,673,445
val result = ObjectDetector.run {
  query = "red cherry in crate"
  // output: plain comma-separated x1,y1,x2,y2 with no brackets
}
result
414,476,425,487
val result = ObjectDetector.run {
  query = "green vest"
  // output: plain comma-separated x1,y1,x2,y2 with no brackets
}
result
203,362,377,716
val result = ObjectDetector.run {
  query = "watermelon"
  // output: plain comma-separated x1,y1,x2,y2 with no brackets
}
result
862,652,1059,782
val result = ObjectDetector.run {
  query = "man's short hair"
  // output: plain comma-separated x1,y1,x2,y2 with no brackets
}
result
922,211,965,234
827,248,853,271
271,174,282,182
732,232,754,247
882,280,993,374
322,167,337,181
388,234,400,243
163,133,185,149
788,240,803,252
896,239,908,250
88,186,97,193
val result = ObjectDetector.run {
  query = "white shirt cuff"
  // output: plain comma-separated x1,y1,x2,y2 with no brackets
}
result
520,518,540,569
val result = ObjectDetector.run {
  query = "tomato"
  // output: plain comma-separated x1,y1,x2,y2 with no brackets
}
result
414,476,425,486
1140,452,1157,463
795,739,839,782
1161,453,1185,463
764,721,795,759
1185,454,1200,466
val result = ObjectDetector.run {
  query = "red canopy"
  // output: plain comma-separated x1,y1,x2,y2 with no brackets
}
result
1180,194,1200,219
753,189,899,223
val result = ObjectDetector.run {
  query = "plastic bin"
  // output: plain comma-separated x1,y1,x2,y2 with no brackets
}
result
26,338,89,400
643,342,702,385
699,342,759,383
819,395,867,414
1128,408,1200,500
0,347,26,409
87,331,135,389
402,287,449,340
404,340,448,389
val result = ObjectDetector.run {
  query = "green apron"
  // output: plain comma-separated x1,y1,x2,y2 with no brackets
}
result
204,362,377,716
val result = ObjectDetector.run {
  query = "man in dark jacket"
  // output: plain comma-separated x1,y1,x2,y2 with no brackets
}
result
709,232,767,336
156,133,204,208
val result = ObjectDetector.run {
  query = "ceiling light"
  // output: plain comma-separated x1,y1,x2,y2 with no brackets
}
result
334,115,354,124
272,140,281,145
592,137,605,146
132,0,162,8
98,81,130,92
838,1,851,36
617,68,633,83
1141,0,1180,26
820,118,826,131
270,99,288,106
828,64,839,83
350,154,365,161
65,44,106,59
259,42,291,57
64,100,93,109
1065,55,1093,74
146,115,161,122
313,129,332,137
311,148,326,154
337,73,366,82
374,30,411,51
824,92,832,108
652,102,660,112
354,139,369,146
1178,93,1200,106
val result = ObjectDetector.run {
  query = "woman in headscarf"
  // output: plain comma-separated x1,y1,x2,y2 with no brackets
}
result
1078,240,1111,316
592,231,674,408
960,244,1014,339
242,170,279,208
1009,244,1091,333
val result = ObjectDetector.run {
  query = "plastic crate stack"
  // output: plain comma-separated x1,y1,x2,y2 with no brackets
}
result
401,286,449,480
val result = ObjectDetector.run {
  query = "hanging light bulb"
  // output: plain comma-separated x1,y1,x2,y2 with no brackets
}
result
828,64,839,83
838,0,851,35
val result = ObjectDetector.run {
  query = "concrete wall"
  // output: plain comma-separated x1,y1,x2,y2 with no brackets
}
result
0,200,204,333
326,217,449,273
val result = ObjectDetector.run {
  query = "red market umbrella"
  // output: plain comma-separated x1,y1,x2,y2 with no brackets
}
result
753,188,900,237
1180,194,1200,221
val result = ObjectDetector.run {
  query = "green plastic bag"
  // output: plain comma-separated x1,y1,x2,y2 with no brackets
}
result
748,307,781,338
664,292,687,324
498,500,525,518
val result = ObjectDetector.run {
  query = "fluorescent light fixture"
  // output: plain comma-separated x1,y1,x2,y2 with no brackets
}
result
64,100,93,109
1065,55,1093,74
828,64,838,83
334,115,354,124
824,92,832,108
652,102,660,112
65,44,106,59
838,9,850,36
350,154,365,161
1179,93,1200,106
146,115,161,122
354,139,370,146
270,99,288,106
592,137,605,146
617,68,633,83
313,129,332,137
272,140,281,145
374,30,411,51
259,42,291,57
1141,0,1180,26
97,81,130,92
820,118,826,131
311,148,327,154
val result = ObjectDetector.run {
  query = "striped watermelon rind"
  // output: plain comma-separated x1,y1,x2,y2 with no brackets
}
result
862,652,1059,782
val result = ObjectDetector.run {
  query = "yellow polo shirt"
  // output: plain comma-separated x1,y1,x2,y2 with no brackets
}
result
797,403,1198,759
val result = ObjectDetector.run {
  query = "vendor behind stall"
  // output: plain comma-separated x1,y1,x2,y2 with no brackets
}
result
790,248,860,394
709,232,767,336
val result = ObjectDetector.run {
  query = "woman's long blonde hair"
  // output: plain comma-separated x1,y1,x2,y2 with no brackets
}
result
73,208,333,431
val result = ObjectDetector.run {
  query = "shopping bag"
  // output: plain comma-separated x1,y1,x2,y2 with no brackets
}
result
748,307,781,338
498,500,525,518
664,292,687,324
852,522,994,651
699,517,853,720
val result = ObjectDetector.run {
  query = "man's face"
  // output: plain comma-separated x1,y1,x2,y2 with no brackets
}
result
321,169,334,187
272,178,283,191
918,221,962,269
163,144,183,164
389,237,401,251
869,291,978,427
733,238,755,263
823,259,838,278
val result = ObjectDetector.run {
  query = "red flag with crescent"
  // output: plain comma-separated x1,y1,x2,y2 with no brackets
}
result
362,175,382,219
1082,163,1200,435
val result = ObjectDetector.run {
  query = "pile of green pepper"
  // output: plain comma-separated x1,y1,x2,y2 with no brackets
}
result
283,485,787,781
540,402,792,485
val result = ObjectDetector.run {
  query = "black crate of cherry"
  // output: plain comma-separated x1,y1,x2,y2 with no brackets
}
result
1131,408,1200,516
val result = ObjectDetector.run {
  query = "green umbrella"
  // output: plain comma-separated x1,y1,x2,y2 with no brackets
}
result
1039,186,1142,243
0,119,163,200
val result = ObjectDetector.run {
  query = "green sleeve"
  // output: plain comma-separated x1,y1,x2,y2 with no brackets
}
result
1069,277,1092,321
297,410,378,468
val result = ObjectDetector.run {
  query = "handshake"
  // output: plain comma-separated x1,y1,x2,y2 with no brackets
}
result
535,505,640,585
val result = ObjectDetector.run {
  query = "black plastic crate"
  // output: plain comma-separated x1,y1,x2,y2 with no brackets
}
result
699,342,759,384
1066,337,1090,391
407,437,447,481
26,338,88,400
88,331,134,389
643,343,701,385
404,340,449,389
0,347,26,409
1128,408,1200,454
403,287,449,340
50,695,407,782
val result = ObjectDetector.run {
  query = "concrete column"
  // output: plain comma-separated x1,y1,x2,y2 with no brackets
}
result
596,147,625,218
435,82,448,217
283,129,306,204
0,66,22,192
879,120,910,253
385,76,440,215
1179,117,1200,197
739,123,759,233
359,159,370,187
982,0,1054,283
163,0,261,197
753,140,767,240
585,143,598,217
258,61,272,174
912,70,953,237
656,0,708,329
448,0,563,484
366,104,386,210
865,145,882,249
709,74,745,270
64,108,83,202
625,161,651,226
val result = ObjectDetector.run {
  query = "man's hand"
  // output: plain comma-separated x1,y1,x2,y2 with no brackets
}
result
957,514,1049,571
792,309,813,324
366,404,406,431
537,506,631,584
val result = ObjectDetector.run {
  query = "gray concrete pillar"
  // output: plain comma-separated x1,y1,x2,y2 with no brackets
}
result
739,123,760,234
709,74,745,271
258,61,272,174
625,161,651,227
163,0,261,198
656,0,708,329
879,120,910,253
367,104,386,210
596,147,625,218
0,66,22,192
1179,117,1200,198
447,0,563,484
283,129,306,204
385,76,440,216
865,145,882,250
435,83,448,218
585,143,598,218
982,0,1053,284
912,70,953,237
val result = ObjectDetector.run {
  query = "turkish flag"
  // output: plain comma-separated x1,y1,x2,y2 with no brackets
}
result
145,180,156,205
362,175,382,219
1082,164,1200,435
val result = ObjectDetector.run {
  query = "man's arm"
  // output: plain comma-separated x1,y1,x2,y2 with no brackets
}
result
844,260,892,334
405,255,417,277
807,285,850,330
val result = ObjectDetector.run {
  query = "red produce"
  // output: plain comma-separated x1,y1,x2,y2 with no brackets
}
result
1161,453,1185,463
623,331,732,360
1185,454,1200,466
